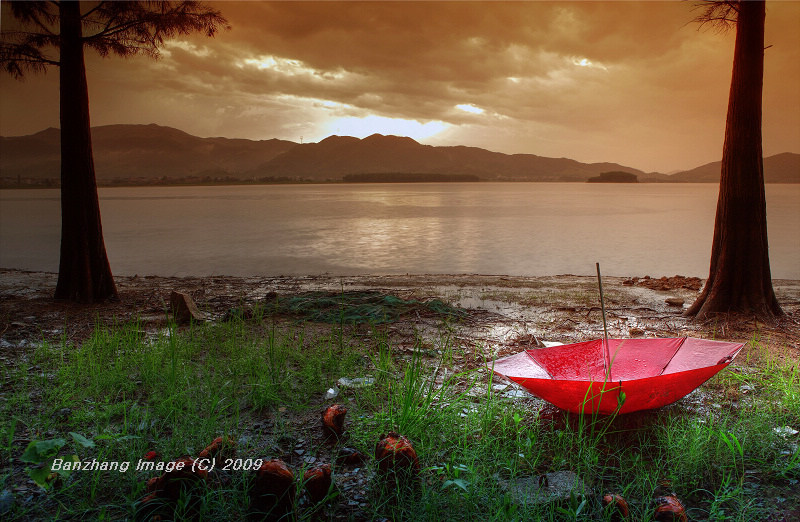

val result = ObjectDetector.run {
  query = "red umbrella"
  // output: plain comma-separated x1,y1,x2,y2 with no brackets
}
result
489,337,743,414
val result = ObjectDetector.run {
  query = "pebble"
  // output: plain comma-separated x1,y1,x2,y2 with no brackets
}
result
0,490,14,516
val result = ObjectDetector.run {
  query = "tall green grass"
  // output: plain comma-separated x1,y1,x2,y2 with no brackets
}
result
2,323,797,521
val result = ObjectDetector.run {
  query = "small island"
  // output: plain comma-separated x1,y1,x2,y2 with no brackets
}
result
587,171,639,183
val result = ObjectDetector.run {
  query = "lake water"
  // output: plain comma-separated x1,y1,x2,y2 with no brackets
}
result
1,183,798,279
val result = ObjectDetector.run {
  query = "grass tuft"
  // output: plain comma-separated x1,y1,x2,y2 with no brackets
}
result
2,323,797,520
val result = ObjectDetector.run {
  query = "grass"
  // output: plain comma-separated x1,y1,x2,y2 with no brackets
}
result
1,317,798,521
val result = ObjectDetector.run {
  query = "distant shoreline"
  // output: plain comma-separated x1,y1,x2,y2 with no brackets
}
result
3,178,800,189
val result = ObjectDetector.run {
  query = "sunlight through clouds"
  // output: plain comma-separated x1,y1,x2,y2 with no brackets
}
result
571,57,608,71
456,104,485,115
240,55,346,80
322,115,449,140
163,40,212,58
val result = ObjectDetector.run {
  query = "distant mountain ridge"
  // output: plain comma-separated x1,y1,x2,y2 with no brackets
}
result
1,123,798,184
666,152,800,183
0,124,296,182
256,133,647,181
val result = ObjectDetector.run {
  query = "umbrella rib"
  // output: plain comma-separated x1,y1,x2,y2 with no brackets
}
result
658,336,687,376
524,351,554,379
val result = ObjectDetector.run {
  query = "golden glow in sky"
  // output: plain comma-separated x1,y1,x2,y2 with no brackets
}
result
323,115,449,141
456,104,485,115
1,1,798,173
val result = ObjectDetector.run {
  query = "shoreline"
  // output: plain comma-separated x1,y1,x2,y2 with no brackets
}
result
5,181,800,190
2,268,798,357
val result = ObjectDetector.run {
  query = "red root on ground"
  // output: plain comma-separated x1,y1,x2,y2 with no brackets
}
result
602,493,630,521
653,494,688,522
322,404,348,438
375,432,419,476
624,275,703,292
249,459,295,518
138,457,208,520
197,436,237,461
303,463,332,505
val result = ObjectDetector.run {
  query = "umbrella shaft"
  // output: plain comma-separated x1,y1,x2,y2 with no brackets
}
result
596,263,610,379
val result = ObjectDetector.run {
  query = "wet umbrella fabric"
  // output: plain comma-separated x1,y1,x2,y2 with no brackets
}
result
490,337,743,414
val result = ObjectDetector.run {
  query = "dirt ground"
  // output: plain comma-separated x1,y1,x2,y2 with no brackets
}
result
2,269,799,360
2,269,799,520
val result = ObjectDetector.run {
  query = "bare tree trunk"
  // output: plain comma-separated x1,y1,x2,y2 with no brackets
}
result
54,1,118,303
686,0,781,320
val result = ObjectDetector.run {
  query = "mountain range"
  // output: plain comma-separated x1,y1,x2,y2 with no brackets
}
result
1,123,798,184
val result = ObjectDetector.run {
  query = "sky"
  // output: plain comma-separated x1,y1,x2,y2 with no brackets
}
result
1,1,799,174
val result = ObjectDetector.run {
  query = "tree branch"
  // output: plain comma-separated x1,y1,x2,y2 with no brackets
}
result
80,1,107,21
0,42,59,78
692,0,739,32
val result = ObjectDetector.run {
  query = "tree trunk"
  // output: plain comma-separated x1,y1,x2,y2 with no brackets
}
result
686,0,782,320
54,1,118,303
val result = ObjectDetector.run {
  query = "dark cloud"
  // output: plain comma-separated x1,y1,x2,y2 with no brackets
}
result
1,1,798,172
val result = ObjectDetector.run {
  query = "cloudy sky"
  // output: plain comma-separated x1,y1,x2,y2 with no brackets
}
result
1,0,799,173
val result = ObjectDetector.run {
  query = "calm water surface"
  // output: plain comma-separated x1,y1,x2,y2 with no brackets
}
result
1,183,798,278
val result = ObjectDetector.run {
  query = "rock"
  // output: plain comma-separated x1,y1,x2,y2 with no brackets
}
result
169,291,206,324
501,388,530,399
337,447,367,465
665,297,684,307
634,275,702,291
223,307,254,321
629,327,645,336
505,471,590,505
0,490,14,516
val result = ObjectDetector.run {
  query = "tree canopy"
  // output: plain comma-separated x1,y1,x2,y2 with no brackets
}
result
2,1,227,77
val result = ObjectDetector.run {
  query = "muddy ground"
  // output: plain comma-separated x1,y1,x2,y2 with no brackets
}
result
2,269,799,359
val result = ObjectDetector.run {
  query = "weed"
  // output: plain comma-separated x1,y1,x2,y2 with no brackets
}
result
3,320,799,521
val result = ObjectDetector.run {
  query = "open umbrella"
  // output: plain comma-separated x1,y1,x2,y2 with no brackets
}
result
489,336,744,414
